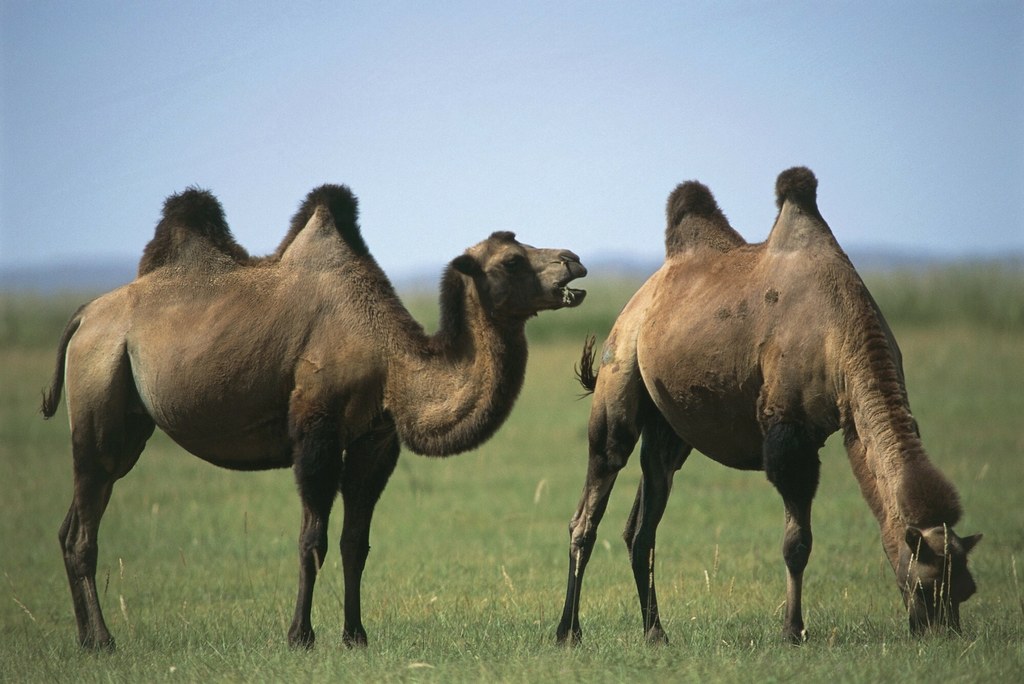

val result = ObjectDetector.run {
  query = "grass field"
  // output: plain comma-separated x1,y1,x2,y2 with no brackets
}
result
1,266,1022,682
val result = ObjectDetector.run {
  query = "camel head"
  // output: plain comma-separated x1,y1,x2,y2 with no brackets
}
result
897,525,982,634
450,231,587,320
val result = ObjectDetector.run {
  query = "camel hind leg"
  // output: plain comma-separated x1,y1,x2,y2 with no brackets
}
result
622,412,691,644
762,421,821,644
60,410,154,650
338,416,400,647
556,369,649,645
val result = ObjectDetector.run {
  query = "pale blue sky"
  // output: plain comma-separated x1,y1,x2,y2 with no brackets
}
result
2,1,1022,279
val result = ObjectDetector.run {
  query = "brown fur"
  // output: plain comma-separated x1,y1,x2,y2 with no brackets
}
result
137,187,249,275
557,168,980,647
664,180,745,256
272,184,366,259
42,184,587,650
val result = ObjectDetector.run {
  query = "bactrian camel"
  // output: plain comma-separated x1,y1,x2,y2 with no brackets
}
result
555,167,980,645
42,184,587,650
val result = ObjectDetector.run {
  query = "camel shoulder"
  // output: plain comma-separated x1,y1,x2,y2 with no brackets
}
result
138,187,250,276
664,180,745,257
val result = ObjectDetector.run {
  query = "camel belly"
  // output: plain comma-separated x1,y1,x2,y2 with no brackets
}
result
647,375,764,470
165,424,293,470
126,341,295,468
143,391,293,469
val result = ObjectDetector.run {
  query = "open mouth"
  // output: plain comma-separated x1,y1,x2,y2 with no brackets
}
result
553,258,587,309
560,285,587,307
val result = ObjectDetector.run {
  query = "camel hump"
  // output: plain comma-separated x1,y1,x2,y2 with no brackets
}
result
664,180,745,257
767,166,836,251
276,184,367,258
138,187,249,275
774,166,819,212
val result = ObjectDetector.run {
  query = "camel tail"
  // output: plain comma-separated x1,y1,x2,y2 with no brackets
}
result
575,334,598,395
41,304,85,418
664,180,744,257
278,184,367,258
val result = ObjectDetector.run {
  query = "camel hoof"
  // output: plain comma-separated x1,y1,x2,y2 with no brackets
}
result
782,627,809,645
644,626,669,645
555,627,582,647
342,630,368,649
288,628,316,650
80,634,116,652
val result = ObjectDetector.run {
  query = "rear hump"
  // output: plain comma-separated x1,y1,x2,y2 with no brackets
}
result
138,187,249,274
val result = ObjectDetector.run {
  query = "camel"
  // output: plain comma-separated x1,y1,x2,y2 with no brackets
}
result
555,167,981,646
42,183,587,650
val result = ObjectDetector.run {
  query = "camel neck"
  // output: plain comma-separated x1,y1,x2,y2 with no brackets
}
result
841,324,962,568
384,271,528,456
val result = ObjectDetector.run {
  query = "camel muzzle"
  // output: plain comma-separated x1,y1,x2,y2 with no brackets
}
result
556,255,587,308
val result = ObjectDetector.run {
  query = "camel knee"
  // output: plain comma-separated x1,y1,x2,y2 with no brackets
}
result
305,538,329,569
58,513,97,572
58,513,73,550
63,537,99,577
568,516,597,557
298,521,331,568
783,530,813,575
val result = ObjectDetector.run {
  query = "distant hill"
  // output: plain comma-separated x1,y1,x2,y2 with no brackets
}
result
0,258,137,294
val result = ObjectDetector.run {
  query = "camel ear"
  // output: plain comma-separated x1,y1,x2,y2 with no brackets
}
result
452,254,481,276
961,533,983,554
905,527,931,558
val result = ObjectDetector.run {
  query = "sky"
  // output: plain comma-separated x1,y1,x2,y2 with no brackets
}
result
2,1,1022,282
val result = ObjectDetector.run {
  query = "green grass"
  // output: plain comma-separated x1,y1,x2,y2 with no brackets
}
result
2,268,1023,682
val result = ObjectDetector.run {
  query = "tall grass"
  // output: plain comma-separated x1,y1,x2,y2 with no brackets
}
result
862,264,1024,330
1,267,1022,682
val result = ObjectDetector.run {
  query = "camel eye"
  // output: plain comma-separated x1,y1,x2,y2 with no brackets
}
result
503,255,526,271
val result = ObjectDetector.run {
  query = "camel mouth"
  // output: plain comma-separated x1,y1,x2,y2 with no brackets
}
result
549,258,587,309
559,286,587,308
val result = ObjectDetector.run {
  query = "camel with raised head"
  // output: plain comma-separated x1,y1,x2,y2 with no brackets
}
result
555,168,980,645
42,184,587,650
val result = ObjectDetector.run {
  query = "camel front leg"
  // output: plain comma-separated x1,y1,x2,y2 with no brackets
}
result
779,500,814,642
338,419,400,647
287,402,343,649
624,414,690,644
763,421,821,644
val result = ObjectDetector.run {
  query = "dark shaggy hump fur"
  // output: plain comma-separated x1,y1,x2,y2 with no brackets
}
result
138,187,249,275
775,166,820,212
275,184,366,258
664,180,744,257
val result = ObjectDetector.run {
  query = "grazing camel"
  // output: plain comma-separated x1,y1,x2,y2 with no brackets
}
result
555,168,980,645
42,184,587,650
